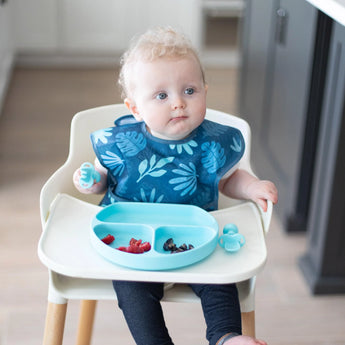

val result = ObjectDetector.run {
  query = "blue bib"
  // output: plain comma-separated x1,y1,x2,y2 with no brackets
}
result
91,115,245,211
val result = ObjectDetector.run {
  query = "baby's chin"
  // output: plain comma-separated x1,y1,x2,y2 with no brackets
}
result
150,126,194,141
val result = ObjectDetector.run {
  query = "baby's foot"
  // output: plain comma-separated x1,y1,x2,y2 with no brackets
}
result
224,335,267,345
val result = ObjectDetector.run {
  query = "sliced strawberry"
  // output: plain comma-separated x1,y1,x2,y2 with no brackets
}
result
116,238,151,254
101,234,115,244
129,238,142,246
129,238,137,246
140,241,151,252
117,246,128,252
127,244,144,253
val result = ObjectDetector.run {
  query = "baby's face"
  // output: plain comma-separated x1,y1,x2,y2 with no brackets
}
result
125,54,208,140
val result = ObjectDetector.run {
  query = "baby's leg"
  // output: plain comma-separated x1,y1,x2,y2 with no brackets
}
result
190,283,242,345
113,281,173,345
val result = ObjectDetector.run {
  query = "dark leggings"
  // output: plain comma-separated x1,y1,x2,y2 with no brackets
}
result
113,281,242,345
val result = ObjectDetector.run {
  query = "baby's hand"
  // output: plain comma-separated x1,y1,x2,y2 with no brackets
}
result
246,179,278,212
73,163,107,194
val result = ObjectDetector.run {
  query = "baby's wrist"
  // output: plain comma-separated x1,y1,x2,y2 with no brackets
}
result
244,178,259,201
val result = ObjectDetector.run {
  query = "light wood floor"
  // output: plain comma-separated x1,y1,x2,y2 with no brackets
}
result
1,67,345,345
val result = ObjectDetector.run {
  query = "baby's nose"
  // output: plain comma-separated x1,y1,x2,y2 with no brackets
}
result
172,97,186,109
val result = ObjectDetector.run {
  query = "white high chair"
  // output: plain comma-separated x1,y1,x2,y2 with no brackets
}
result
38,104,272,345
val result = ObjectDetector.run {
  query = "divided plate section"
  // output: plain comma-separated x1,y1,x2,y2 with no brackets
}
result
154,225,217,254
90,202,219,270
93,223,154,250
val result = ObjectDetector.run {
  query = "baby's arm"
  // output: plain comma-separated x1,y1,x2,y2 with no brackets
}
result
73,159,108,194
219,169,278,212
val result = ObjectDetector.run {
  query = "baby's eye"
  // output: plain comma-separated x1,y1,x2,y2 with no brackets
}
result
156,92,168,100
184,88,195,95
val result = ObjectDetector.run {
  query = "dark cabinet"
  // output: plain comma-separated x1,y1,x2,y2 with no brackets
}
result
299,21,345,294
240,0,317,230
241,0,345,294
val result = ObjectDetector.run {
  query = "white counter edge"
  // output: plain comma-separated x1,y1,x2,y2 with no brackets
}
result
306,0,345,26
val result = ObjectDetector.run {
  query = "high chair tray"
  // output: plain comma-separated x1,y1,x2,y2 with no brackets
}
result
38,194,267,284
91,203,219,270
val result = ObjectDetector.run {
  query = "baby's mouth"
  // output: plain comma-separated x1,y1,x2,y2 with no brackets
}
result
170,113,187,121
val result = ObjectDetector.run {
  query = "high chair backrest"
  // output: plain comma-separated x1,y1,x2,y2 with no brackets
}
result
40,104,253,226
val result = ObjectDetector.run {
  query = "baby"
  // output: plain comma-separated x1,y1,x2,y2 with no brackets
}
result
74,27,277,345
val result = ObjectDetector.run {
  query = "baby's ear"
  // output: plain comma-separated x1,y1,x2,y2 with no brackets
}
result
124,98,142,121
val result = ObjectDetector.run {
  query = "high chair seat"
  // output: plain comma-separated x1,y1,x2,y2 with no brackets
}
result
38,104,273,345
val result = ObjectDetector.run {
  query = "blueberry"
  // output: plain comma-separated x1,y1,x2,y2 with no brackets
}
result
163,238,194,253
163,238,174,251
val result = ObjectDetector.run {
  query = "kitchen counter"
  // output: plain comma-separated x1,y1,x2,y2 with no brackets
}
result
306,0,345,26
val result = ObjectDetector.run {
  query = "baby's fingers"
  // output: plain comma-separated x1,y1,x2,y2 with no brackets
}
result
73,169,81,183
255,198,269,212
260,181,278,204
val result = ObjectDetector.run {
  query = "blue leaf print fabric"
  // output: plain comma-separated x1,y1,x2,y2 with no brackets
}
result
169,162,197,196
90,116,245,211
93,128,113,144
100,151,124,176
169,140,197,155
230,135,242,152
134,188,164,203
137,155,174,182
201,141,226,173
115,131,146,157
201,121,228,137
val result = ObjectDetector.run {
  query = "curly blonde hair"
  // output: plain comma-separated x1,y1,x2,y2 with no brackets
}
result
118,26,205,99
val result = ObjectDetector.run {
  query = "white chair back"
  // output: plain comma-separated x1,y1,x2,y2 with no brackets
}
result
41,104,256,224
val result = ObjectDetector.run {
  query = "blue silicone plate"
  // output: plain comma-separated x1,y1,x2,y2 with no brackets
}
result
90,202,219,270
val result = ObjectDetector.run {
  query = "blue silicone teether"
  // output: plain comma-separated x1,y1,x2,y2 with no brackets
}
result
218,223,245,253
79,162,101,189
223,223,239,235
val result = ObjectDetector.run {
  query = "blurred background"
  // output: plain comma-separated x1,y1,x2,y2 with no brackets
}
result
1,0,345,344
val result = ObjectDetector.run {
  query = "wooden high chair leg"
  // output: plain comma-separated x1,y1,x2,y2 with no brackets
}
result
241,311,255,338
76,300,97,345
43,302,68,345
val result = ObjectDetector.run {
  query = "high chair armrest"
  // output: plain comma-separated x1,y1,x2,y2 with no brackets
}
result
258,200,273,235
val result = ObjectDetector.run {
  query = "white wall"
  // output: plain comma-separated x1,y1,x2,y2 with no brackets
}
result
11,0,203,66
0,0,242,111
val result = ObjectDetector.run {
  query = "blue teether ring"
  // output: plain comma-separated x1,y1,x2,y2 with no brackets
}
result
218,223,245,253
223,223,239,235
79,162,101,189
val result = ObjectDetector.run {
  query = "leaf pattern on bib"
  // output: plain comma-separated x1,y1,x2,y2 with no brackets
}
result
169,140,197,155
93,128,113,144
134,188,164,203
115,131,146,157
100,190,116,207
101,151,124,176
201,141,226,174
169,162,197,196
136,155,174,182
230,135,243,152
192,187,212,207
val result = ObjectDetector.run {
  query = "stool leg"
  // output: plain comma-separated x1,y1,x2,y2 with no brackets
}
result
43,302,68,345
241,311,255,337
76,300,97,345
